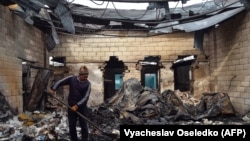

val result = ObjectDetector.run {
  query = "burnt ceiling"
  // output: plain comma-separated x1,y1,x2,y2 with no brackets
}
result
0,0,247,34
0,0,248,50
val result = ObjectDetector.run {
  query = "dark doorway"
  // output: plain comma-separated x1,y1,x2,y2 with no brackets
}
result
171,55,197,93
100,56,128,101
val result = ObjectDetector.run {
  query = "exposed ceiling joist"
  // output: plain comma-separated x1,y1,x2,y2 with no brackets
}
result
71,5,166,21
1,0,245,36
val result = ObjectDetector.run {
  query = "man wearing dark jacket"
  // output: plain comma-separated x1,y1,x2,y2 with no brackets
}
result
49,66,91,141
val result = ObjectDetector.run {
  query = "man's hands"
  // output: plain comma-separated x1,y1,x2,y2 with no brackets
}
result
71,105,78,112
46,88,78,112
47,88,56,95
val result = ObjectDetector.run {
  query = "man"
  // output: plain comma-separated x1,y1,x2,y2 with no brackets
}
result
49,65,91,141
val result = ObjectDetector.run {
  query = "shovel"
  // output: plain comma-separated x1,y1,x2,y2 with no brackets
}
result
43,90,119,138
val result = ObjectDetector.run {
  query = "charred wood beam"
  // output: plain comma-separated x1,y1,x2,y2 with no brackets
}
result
18,57,51,70
25,69,51,112
28,65,52,70
18,56,37,64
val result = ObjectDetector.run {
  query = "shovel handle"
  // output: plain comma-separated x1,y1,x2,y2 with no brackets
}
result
44,90,106,134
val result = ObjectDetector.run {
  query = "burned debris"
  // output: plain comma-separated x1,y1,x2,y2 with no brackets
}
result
1,77,250,140
0,92,17,122
101,78,242,124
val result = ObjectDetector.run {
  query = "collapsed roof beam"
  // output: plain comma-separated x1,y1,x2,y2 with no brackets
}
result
54,0,75,34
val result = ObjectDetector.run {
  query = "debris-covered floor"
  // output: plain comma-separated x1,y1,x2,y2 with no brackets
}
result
1,78,250,141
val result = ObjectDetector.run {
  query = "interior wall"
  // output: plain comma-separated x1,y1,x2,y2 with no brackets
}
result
50,32,209,107
206,10,250,115
0,5,46,113
3,3,249,115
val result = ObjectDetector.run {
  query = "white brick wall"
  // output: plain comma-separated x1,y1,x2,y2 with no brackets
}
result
0,5,46,113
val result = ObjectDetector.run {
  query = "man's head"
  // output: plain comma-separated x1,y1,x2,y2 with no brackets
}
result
79,66,89,81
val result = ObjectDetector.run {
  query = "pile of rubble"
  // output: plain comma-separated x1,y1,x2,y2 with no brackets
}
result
91,78,250,125
1,78,250,141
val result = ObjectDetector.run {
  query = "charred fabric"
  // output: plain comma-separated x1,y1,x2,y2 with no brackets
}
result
1,78,250,140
